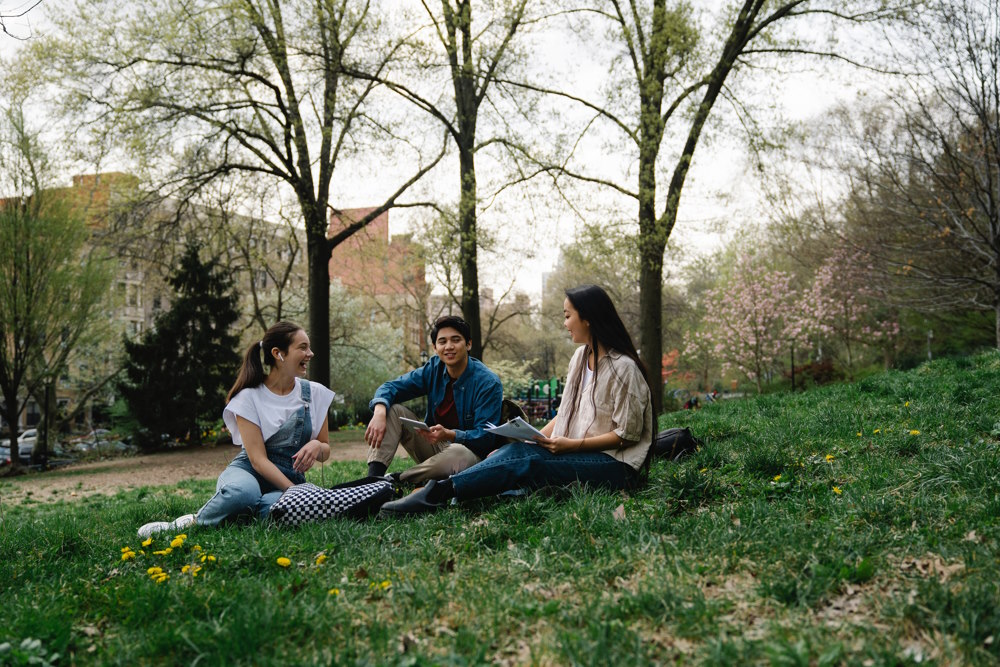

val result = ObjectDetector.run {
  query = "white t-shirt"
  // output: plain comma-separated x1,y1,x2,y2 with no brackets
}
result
223,379,335,447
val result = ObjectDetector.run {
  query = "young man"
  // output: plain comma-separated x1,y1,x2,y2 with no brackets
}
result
364,315,503,483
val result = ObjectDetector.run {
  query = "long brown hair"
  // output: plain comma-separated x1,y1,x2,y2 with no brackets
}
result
227,321,303,402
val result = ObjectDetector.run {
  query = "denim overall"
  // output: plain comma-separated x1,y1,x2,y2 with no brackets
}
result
197,379,311,526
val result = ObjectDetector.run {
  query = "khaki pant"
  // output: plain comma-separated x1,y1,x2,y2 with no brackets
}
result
367,404,481,484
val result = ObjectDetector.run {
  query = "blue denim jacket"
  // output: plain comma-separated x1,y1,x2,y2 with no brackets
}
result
370,356,503,459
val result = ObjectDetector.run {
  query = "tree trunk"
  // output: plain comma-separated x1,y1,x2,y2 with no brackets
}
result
458,145,483,360
2,393,21,474
305,204,331,387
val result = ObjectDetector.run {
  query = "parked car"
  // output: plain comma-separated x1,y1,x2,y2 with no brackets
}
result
0,445,10,466
17,428,37,461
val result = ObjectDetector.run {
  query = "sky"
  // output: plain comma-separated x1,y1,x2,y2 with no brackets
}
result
0,0,870,302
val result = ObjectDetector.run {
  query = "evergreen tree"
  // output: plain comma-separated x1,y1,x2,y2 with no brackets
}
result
118,244,240,450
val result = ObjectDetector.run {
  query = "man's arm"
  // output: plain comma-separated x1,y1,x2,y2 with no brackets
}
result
369,362,432,412
453,377,504,458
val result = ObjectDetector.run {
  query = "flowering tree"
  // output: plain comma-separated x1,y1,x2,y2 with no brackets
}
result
803,249,899,380
688,254,807,394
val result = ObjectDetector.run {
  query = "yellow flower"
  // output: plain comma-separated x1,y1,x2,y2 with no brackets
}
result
328,588,340,596
315,554,328,565
170,538,184,548
153,574,169,584
909,429,921,435
699,468,708,473
873,429,881,434
856,431,862,437
121,551,136,561
825,454,835,462
207,555,216,562
147,567,163,575
276,557,291,568
182,565,191,574
904,401,910,407
773,474,782,482
141,538,153,547
192,545,202,552
176,534,187,540
833,486,843,495
120,546,132,553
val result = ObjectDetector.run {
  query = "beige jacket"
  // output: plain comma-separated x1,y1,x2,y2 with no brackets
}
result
552,346,653,471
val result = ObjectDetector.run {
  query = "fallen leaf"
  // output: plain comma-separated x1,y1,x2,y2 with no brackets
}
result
612,504,626,521
964,530,979,543
730,514,741,528
438,558,455,574
353,567,368,579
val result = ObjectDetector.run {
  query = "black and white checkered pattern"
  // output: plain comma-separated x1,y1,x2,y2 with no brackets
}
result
270,479,394,525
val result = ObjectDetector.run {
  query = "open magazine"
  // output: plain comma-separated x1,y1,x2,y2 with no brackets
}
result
484,416,545,442
399,417,430,431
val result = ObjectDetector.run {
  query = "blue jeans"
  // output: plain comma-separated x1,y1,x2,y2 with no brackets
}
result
450,442,638,500
196,464,287,526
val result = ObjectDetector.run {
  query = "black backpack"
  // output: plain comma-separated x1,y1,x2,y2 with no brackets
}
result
652,427,703,461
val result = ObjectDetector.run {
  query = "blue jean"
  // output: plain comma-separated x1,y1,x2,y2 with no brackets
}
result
450,442,638,500
196,464,287,526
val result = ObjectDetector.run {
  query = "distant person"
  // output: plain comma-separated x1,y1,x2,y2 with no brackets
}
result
380,284,653,515
364,315,503,484
137,321,334,537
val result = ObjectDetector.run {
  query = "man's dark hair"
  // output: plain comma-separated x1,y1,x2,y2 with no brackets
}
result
430,315,471,344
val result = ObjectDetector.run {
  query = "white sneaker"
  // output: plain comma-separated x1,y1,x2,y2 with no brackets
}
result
137,513,197,539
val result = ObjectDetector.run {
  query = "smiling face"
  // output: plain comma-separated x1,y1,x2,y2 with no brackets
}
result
434,326,471,376
563,297,591,346
273,329,313,378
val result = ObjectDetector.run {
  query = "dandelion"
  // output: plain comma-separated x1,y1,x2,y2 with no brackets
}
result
170,537,185,548
153,573,169,584
192,545,202,552
833,486,843,495
856,431,862,437
153,548,172,556
182,565,191,574
120,547,132,553
773,474,782,482
147,567,163,575
315,554,328,565
873,429,881,434
904,401,910,407
699,468,708,473
176,534,187,540
276,557,291,568
121,550,136,561
141,538,153,547
909,429,921,435
825,454,835,462
328,588,340,596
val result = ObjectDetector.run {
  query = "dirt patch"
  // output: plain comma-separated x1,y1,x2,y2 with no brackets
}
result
0,438,371,506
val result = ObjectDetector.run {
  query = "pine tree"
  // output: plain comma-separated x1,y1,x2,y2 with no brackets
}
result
118,244,240,450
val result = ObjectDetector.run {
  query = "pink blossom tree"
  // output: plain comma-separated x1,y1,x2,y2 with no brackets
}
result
687,253,809,394
803,248,899,380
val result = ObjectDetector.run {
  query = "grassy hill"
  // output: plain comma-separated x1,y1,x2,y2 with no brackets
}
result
2,352,1000,665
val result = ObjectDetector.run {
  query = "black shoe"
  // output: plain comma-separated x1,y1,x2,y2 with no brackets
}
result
379,480,447,517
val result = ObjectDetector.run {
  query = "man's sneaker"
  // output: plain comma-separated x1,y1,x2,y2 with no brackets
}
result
137,513,197,539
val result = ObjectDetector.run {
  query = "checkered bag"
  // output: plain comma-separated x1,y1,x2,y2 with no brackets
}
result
270,477,395,525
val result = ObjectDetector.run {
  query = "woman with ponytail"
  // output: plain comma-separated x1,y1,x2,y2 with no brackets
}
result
138,322,335,536
380,285,654,515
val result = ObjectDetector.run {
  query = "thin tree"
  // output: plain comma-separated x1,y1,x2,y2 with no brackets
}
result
347,0,536,360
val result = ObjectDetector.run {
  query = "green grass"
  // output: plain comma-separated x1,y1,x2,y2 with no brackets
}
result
3,352,1000,665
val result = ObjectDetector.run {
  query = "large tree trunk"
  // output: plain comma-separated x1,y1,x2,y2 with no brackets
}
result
306,207,331,387
458,145,483,360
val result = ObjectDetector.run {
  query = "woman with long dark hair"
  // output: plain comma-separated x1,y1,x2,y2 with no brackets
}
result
137,321,334,536
380,284,653,515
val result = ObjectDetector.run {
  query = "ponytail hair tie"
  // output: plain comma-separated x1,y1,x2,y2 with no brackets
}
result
259,340,264,350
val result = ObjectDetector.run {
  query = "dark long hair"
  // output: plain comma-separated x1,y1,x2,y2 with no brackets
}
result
227,321,303,402
565,285,648,386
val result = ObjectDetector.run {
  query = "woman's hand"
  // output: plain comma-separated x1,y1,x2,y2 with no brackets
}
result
533,435,580,454
421,424,455,445
292,440,325,473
